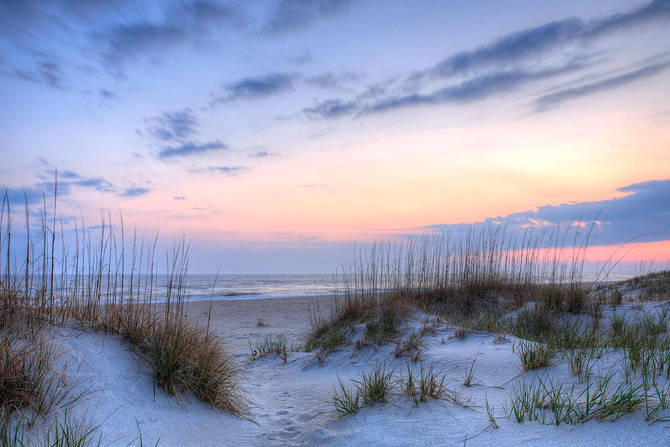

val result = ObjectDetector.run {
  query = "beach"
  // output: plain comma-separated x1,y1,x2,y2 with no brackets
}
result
30,289,669,447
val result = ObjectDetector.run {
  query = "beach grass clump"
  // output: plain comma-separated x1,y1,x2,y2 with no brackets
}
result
334,362,458,415
332,363,394,415
145,316,244,414
332,381,361,416
250,334,288,362
0,332,70,420
355,363,395,405
364,310,398,343
510,305,556,342
416,363,448,402
515,340,557,371
394,330,424,358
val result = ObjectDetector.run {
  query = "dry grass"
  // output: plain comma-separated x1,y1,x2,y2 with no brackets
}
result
0,183,247,433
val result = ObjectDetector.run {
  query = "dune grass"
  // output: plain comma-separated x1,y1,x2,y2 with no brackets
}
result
333,362,459,415
0,183,247,441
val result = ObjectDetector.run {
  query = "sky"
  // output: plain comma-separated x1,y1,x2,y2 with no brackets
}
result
1,0,669,273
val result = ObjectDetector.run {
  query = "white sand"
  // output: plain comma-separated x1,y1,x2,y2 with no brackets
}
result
39,295,670,446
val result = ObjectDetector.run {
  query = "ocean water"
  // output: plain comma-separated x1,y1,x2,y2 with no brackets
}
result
177,271,637,302
176,274,339,301
45,270,641,304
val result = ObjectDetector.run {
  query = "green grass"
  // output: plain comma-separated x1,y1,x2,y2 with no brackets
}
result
250,334,288,362
515,340,557,371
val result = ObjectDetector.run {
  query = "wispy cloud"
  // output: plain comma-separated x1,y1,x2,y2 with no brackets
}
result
173,196,186,201
11,60,69,90
158,141,228,159
93,1,241,77
147,108,199,143
305,71,361,91
263,0,357,35
211,73,296,106
420,0,670,82
303,98,358,119
428,179,670,246
248,151,279,158
363,57,592,115
191,166,246,175
300,0,670,120
98,89,117,100
118,187,151,197
535,56,670,111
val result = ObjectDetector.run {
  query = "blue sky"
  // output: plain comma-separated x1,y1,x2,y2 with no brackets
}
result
1,0,669,273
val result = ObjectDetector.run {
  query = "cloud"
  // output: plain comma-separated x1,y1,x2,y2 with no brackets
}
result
147,108,199,143
364,58,590,115
305,71,361,90
93,1,240,77
118,187,151,197
173,196,186,201
248,151,279,158
303,99,358,119
197,166,246,175
263,0,356,35
11,60,69,90
535,56,670,111
3,169,119,205
427,179,670,246
96,23,186,76
211,73,296,105
421,0,670,82
98,89,117,100
2,187,47,205
69,177,115,193
158,141,228,159
300,0,670,120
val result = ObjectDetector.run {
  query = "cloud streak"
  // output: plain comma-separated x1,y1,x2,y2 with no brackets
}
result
211,73,296,106
302,0,670,119
158,141,228,159
535,57,670,111
422,0,670,82
147,108,199,143
263,0,356,35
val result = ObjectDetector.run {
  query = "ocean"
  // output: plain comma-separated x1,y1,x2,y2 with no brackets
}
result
167,274,339,302
159,271,638,303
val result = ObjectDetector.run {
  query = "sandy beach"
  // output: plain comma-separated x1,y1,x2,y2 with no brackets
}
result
30,291,668,447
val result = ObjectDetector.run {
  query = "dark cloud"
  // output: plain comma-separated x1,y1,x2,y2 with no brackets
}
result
93,1,240,77
11,60,69,90
96,23,186,76
302,0,670,119
147,108,198,143
263,0,356,35
535,57,670,111
428,179,670,246
303,98,358,119
158,141,228,159
421,0,670,82
364,58,590,115
211,73,296,105
248,151,279,158
118,187,151,197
